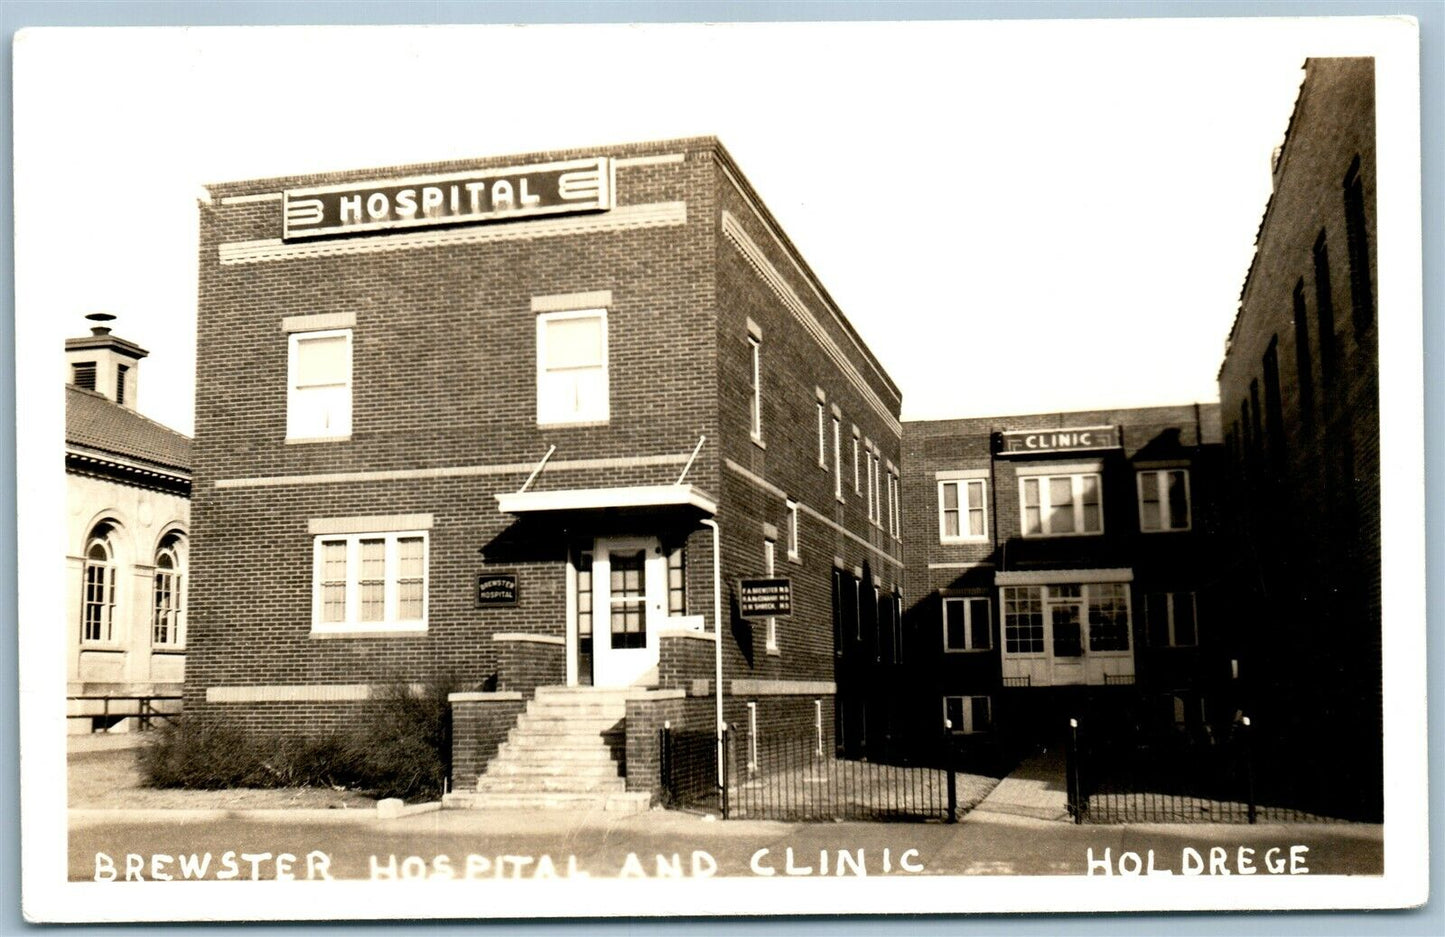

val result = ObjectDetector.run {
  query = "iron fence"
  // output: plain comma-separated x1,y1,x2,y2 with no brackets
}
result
661,727,963,822
1065,718,1337,824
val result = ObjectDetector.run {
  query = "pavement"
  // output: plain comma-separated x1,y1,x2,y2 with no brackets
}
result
970,748,1071,822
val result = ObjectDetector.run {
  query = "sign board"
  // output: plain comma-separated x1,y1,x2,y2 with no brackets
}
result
475,572,520,608
999,425,1121,455
282,157,613,241
738,578,793,619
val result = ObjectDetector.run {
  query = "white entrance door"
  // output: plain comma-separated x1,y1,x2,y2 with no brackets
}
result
591,537,665,687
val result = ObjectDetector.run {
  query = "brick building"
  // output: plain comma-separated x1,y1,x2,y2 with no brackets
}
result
900,405,1227,753
190,138,902,805
66,315,191,733
1217,58,1380,820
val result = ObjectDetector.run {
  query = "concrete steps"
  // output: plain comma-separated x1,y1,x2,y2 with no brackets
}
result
446,686,647,814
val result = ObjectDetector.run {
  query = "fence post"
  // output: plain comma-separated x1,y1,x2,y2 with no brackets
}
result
943,721,958,823
1065,717,1083,824
659,724,671,807
719,726,731,820
1242,715,1256,824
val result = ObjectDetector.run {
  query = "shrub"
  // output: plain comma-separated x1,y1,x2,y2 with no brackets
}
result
141,676,460,802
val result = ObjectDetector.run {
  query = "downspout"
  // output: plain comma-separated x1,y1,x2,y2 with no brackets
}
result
700,517,724,789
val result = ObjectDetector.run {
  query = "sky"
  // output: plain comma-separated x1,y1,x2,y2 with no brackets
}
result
11,18,1394,436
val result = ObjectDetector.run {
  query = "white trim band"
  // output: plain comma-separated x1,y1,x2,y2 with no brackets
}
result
282,312,356,333
492,633,565,646
308,514,433,535
730,679,836,696
497,484,717,516
995,568,1134,586
216,452,690,489
532,290,613,313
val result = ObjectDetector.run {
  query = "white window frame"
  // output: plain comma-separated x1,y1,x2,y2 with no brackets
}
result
999,582,1133,659
748,333,763,443
1144,591,1199,647
286,328,353,441
536,307,609,426
1018,472,1104,537
942,596,992,652
785,501,800,563
938,477,989,543
832,416,843,501
81,532,118,645
887,470,900,538
943,695,992,735
151,539,185,647
865,448,876,521
852,429,861,493
311,531,429,634
816,398,827,468
872,453,883,528
747,700,759,771
1137,468,1193,532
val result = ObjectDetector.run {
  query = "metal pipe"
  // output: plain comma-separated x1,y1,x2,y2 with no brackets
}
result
517,444,556,494
700,517,724,789
676,435,706,485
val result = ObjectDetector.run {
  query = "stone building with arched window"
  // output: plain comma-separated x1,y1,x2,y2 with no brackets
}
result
66,316,191,734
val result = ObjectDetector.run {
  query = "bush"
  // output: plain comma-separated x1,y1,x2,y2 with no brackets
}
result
141,676,460,802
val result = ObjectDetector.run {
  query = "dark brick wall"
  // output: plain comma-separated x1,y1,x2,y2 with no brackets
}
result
1216,58,1380,819
657,633,716,692
494,639,564,696
449,696,527,791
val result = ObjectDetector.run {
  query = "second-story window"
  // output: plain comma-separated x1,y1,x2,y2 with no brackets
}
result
816,398,827,468
1137,469,1191,532
852,429,861,493
785,500,800,561
748,332,763,442
1019,473,1102,536
537,308,608,425
943,596,991,652
832,416,843,500
287,329,352,440
939,477,987,542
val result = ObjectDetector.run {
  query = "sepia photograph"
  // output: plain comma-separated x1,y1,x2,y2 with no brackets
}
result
12,10,1428,924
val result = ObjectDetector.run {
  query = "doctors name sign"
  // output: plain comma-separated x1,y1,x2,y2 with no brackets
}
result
738,579,793,619
282,157,613,241
999,426,1121,454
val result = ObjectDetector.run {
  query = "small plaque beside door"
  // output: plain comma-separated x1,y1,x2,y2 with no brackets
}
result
476,572,519,608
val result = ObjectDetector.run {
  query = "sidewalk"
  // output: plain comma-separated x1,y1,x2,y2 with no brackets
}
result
969,748,1071,822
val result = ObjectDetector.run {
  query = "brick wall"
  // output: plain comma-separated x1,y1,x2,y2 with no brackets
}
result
1216,58,1380,819
448,694,527,791
493,637,564,696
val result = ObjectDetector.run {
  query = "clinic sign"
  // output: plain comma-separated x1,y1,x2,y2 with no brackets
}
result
282,157,613,241
999,425,1121,454
738,579,793,619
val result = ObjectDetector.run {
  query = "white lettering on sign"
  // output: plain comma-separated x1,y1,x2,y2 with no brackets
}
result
1086,845,1312,875
1002,426,1120,454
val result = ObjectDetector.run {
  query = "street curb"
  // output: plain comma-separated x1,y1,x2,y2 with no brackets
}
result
68,803,443,827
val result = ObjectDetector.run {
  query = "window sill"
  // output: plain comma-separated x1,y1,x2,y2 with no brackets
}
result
310,625,428,639
537,418,610,429
150,646,187,655
939,536,990,545
766,646,781,657
286,435,351,445
1139,527,1193,535
943,648,992,655
1020,532,1106,540
78,644,124,652
750,435,766,450
787,553,802,565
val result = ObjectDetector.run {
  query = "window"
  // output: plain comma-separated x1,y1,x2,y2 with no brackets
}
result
1019,473,1102,536
747,334,763,441
1313,231,1336,385
764,539,778,652
1343,156,1374,333
152,537,184,646
852,430,861,493
72,361,96,391
1145,592,1198,647
609,549,647,649
865,450,876,522
832,417,843,500
576,551,594,671
288,329,352,439
537,309,608,425
747,701,759,771
943,695,991,734
1002,586,1044,654
1087,583,1130,652
871,453,883,527
817,399,827,468
115,364,129,406
1263,338,1285,466
785,502,799,562
666,547,686,616
939,478,987,541
943,597,991,652
1293,279,1315,427
887,472,899,538
1137,469,1191,532
1249,379,1263,452
81,528,117,643
311,531,428,632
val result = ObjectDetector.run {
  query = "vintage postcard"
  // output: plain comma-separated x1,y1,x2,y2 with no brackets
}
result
14,14,1427,922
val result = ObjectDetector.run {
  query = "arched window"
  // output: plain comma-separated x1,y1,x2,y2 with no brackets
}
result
152,535,184,646
82,528,116,643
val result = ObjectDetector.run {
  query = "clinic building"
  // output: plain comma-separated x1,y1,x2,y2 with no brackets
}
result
900,405,1228,751
188,137,903,800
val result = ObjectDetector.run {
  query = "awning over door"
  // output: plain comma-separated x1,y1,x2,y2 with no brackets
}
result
496,484,717,518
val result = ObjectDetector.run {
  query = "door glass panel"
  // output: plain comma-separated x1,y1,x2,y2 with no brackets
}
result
1051,603,1083,657
609,549,647,649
